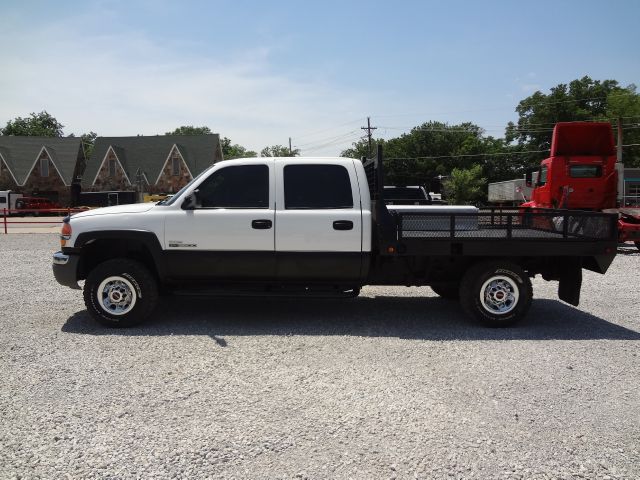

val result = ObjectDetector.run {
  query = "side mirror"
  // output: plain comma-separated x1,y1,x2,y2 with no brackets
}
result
181,189,199,210
525,170,533,187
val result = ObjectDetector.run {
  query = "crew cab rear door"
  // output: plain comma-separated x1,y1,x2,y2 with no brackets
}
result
274,160,363,282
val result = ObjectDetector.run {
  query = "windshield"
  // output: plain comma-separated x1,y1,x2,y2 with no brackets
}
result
158,167,214,206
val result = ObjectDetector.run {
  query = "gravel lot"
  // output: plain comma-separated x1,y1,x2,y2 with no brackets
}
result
1,234,639,479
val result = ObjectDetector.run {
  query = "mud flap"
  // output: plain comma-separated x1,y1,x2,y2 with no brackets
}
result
558,258,582,307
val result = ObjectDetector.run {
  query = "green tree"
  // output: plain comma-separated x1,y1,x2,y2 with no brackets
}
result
354,122,495,189
606,85,640,167
504,76,640,167
67,131,98,159
442,165,486,205
81,131,98,159
341,138,386,160
342,122,518,191
260,144,300,157
165,125,212,135
2,111,64,137
221,136,256,159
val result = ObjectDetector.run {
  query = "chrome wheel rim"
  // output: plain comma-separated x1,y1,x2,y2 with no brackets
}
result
97,276,137,315
479,275,519,315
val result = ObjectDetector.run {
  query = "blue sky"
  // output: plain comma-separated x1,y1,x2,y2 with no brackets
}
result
1,0,638,155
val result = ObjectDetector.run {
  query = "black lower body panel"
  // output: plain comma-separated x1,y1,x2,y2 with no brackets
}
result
164,250,365,284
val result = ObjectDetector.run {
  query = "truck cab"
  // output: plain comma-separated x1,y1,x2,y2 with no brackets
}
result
56,157,372,291
523,122,618,210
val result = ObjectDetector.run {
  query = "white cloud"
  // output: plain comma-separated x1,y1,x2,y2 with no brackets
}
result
0,11,368,156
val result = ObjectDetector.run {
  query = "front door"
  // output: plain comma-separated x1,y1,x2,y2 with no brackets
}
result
163,162,276,281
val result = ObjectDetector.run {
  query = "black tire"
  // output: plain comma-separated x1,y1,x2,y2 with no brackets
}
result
635,241,640,252
430,284,459,299
83,258,158,327
459,261,532,327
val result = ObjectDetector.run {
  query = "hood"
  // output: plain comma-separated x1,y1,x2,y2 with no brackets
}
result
71,202,155,219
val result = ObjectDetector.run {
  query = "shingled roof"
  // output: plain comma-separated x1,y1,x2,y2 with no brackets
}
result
0,136,84,185
83,135,222,188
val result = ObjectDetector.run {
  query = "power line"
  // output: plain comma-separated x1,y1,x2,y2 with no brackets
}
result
375,124,640,135
294,129,360,148
386,144,640,161
291,117,365,141
300,133,363,153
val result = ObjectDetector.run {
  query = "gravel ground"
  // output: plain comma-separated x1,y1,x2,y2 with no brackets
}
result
0,234,639,479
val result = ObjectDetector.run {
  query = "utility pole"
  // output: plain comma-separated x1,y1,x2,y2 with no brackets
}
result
617,117,623,163
361,117,377,155
289,137,292,156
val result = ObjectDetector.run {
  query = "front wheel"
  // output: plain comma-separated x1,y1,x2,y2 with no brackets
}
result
459,261,532,327
83,258,158,327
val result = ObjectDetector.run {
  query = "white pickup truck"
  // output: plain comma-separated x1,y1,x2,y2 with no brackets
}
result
53,148,619,328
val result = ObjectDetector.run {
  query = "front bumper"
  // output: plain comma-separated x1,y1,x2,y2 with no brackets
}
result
52,251,81,289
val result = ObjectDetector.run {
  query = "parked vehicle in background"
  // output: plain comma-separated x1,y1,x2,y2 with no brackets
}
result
78,191,137,208
384,185,446,205
143,193,172,203
0,191,24,213
15,197,61,216
523,122,640,250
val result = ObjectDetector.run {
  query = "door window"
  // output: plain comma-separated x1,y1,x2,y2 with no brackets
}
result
197,165,269,208
538,166,548,186
284,164,353,209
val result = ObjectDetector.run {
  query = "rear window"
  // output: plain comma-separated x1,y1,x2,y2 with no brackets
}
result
384,187,425,200
284,164,353,209
570,165,602,178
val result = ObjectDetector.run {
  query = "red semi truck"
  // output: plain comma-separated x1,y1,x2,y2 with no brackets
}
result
523,122,640,250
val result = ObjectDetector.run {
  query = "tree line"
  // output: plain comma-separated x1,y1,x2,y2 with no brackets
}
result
341,77,640,204
2,76,638,204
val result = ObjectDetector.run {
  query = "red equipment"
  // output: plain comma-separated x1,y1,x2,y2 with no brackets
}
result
522,122,640,250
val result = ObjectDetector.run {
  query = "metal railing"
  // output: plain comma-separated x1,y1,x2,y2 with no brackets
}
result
1,208,90,234
394,208,619,241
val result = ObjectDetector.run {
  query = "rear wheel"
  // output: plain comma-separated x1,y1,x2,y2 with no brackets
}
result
460,261,532,327
83,258,158,327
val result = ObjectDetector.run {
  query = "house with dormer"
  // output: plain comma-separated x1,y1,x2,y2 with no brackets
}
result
83,135,223,195
0,136,85,205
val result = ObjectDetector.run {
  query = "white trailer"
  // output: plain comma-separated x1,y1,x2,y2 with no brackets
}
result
0,191,24,213
488,179,532,205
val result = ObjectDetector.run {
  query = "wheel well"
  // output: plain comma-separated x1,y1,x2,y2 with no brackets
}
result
78,238,159,281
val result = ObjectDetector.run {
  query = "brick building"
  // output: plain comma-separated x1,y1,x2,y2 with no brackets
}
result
83,135,223,196
0,136,85,206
